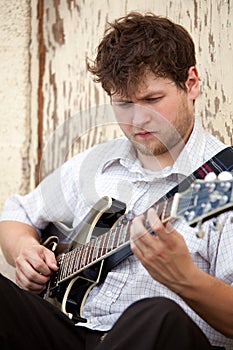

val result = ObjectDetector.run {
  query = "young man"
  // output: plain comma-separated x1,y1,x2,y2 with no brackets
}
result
0,12,232,350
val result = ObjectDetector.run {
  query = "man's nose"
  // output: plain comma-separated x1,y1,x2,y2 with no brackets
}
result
132,104,152,127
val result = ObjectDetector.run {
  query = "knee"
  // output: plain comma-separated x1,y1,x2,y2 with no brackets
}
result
131,296,182,311
149,296,184,314
128,297,187,323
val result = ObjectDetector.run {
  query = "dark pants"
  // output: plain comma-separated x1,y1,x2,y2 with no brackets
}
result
0,273,224,350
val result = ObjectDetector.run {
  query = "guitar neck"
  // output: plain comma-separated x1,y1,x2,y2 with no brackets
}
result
55,197,174,283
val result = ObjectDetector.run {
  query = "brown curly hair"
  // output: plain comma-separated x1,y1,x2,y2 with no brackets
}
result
87,12,196,96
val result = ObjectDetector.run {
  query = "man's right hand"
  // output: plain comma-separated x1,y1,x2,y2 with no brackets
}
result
0,221,58,294
15,243,58,293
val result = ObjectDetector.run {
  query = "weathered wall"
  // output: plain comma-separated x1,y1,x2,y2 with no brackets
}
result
0,0,232,280
0,1,32,206
38,0,233,180
0,0,32,279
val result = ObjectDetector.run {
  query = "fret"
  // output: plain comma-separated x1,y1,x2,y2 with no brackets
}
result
59,254,67,280
98,233,107,257
65,252,73,276
72,248,82,273
100,229,110,256
102,229,112,253
118,221,130,245
92,236,102,261
113,224,122,249
81,245,88,269
65,250,74,276
63,255,72,279
87,238,97,263
84,244,94,267
67,246,83,271
72,248,80,273
79,245,89,268
106,227,117,251
85,244,93,266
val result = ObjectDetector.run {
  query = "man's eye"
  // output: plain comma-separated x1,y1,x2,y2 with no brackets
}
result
112,101,133,108
146,97,161,103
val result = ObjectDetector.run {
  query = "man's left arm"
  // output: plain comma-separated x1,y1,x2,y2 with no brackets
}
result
130,208,233,338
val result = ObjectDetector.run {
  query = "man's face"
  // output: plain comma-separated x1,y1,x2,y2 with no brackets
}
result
111,69,198,163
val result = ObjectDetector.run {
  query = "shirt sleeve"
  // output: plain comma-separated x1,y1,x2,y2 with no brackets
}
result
206,211,233,285
0,155,81,236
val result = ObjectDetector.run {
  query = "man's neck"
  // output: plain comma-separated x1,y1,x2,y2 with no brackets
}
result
137,142,186,172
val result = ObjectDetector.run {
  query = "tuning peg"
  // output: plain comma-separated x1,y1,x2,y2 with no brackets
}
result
218,171,233,181
204,172,217,181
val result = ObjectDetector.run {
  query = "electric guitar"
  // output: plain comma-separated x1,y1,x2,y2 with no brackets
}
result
43,174,233,323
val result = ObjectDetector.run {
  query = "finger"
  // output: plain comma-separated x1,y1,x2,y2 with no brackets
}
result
145,208,159,236
16,256,50,283
15,265,48,293
43,248,58,272
130,215,148,257
147,209,176,241
130,215,158,260
30,246,57,276
130,214,149,243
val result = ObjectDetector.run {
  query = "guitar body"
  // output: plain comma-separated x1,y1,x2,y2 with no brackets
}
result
43,196,127,322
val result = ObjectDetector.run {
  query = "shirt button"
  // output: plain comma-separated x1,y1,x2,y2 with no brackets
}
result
106,291,112,297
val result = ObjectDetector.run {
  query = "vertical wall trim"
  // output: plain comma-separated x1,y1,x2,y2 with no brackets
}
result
36,0,45,185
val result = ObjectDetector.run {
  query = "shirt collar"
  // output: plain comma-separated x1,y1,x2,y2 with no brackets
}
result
100,137,138,173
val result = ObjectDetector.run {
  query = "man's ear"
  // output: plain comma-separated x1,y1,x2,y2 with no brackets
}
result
185,66,199,100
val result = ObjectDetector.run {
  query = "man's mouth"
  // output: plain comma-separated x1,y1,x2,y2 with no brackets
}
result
134,131,155,138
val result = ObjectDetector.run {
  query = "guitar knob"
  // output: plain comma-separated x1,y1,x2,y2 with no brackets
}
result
220,181,232,192
184,210,196,222
201,202,212,213
205,183,216,192
218,171,233,181
218,195,229,205
204,172,217,181
191,183,201,192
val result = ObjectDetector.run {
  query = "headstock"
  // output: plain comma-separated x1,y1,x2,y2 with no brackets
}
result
171,172,233,233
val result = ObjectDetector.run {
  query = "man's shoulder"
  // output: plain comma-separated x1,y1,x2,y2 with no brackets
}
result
204,132,228,159
70,137,130,164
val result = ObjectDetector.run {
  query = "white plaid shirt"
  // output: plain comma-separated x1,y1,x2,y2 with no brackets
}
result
1,117,233,349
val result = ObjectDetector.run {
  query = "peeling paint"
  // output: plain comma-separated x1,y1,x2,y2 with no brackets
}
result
52,0,65,45
214,96,220,113
194,0,198,28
